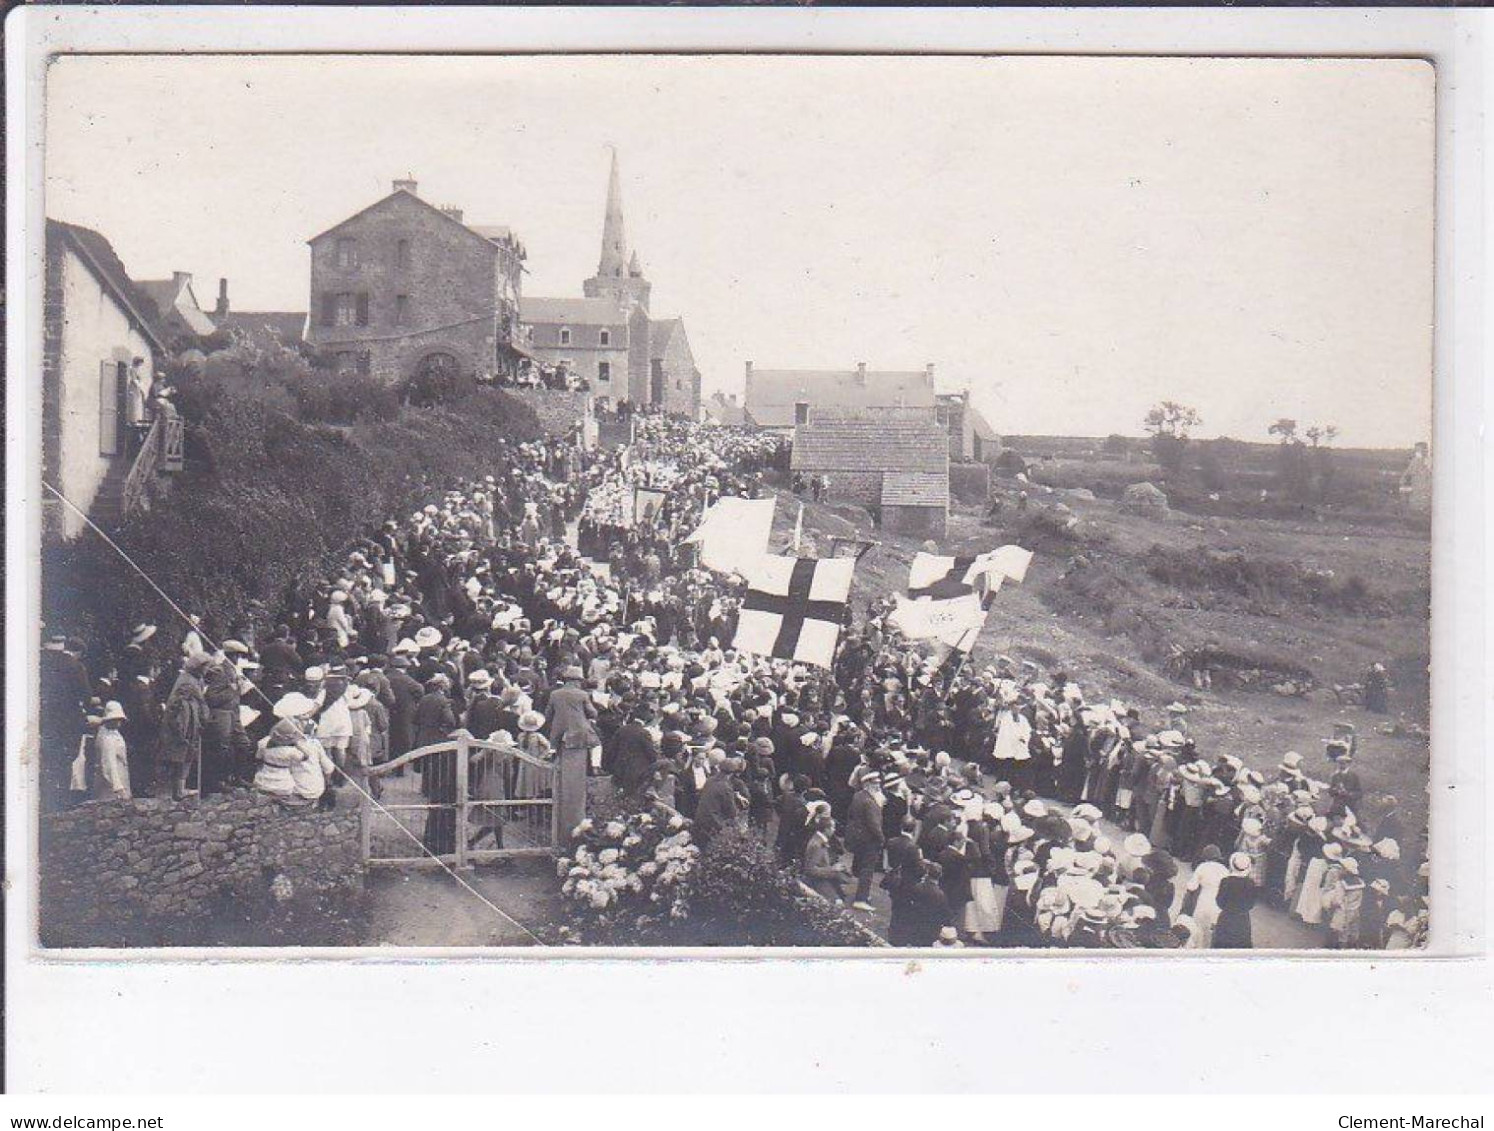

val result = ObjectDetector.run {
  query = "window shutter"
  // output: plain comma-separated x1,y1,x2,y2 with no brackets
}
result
98,360,120,456
357,352,371,376
355,293,369,326
321,292,337,327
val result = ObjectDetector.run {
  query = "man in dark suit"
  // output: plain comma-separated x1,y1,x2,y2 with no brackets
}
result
606,707,659,798
693,758,744,846
845,773,886,911
775,775,812,868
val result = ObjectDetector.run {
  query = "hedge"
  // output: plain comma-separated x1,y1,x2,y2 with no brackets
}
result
42,349,543,670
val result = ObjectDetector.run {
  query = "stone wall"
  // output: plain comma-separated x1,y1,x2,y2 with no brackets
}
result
505,388,592,439
40,787,365,947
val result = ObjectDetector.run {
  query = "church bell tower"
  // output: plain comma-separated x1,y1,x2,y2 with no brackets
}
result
583,150,651,314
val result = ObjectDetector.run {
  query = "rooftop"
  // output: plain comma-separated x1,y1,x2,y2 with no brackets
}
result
791,414,949,476
521,295,629,328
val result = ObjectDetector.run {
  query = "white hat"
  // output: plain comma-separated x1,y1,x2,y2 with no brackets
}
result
304,666,326,682
1123,833,1151,858
272,692,318,720
100,700,128,723
345,686,374,709
393,638,419,655
1022,799,1047,819
467,669,494,689
415,626,443,649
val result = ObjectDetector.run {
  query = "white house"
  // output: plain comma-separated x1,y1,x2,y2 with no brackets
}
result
43,219,170,540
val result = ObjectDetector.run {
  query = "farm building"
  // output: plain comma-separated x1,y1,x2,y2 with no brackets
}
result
934,390,1003,464
791,408,950,537
744,360,937,434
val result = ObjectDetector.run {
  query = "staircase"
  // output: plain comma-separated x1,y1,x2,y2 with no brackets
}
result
89,415,183,530
89,459,134,527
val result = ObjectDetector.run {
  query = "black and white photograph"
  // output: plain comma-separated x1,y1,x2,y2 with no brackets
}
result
28,50,1438,956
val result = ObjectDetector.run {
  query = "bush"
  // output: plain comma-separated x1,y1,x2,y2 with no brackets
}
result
43,363,543,668
559,815,871,947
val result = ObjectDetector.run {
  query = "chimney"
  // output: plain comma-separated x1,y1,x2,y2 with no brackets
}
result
440,206,464,223
744,361,754,398
925,363,935,384
172,270,192,291
393,178,419,196
216,277,229,317
856,361,867,386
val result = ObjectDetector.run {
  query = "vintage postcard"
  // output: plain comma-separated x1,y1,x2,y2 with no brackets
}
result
30,52,1434,954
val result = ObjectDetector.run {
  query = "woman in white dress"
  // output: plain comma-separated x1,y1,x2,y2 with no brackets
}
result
1181,845,1230,948
1295,837,1341,926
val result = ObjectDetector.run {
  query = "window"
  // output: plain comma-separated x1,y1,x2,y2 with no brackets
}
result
357,351,371,376
322,292,367,327
795,401,810,424
599,329,610,347
396,239,410,268
395,294,411,326
335,238,358,268
597,361,611,384
559,327,572,346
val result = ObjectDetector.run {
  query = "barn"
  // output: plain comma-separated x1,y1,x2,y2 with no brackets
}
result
791,408,950,536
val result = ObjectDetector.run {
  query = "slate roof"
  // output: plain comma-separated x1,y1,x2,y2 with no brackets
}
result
704,393,746,427
521,296,628,328
791,415,949,476
649,317,682,357
747,366,935,428
881,471,950,510
46,219,168,354
137,277,219,337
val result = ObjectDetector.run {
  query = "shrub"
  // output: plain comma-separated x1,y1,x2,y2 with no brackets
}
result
559,814,871,947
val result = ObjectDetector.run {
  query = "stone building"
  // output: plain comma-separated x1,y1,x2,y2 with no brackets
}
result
136,271,219,345
521,152,701,417
743,361,938,434
790,407,950,537
934,390,1003,464
43,219,178,540
303,179,527,384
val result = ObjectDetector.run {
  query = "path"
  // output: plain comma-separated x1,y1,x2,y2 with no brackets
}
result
364,859,562,947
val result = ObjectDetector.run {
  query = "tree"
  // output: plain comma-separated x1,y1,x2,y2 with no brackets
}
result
1102,433,1130,457
1268,418,1298,444
1143,401,1201,475
1144,402,1202,439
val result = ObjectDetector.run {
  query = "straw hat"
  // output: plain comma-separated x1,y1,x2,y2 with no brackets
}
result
414,626,443,649
518,710,545,733
1229,852,1253,875
100,701,128,723
273,692,318,720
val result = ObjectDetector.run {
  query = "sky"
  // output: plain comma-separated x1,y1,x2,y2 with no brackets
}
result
45,54,1434,447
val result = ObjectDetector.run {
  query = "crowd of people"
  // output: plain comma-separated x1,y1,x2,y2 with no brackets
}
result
41,411,1428,949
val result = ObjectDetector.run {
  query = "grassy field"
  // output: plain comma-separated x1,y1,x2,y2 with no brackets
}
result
771,445,1432,843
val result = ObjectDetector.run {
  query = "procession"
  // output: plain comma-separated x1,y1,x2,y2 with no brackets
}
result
40,408,1428,951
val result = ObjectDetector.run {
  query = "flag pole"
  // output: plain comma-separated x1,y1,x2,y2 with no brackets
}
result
792,502,803,555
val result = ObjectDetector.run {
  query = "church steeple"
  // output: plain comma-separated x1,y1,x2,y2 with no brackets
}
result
597,149,628,279
584,149,651,314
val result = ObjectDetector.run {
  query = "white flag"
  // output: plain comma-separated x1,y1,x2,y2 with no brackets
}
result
684,496,776,576
887,591,989,650
733,555,853,669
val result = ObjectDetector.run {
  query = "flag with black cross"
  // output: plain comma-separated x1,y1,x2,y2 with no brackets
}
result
732,554,855,670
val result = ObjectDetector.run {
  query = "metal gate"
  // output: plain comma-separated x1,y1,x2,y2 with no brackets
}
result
361,731,558,868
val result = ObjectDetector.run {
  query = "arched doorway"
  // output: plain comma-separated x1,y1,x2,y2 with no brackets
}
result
408,351,464,406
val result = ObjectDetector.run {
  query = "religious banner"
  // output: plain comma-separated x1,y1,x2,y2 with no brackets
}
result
684,496,775,575
733,555,854,669
632,485,669,527
907,544,1034,599
887,590,990,650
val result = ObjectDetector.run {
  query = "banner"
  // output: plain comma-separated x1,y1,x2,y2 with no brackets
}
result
684,496,776,576
632,485,669,527
733,555,854,669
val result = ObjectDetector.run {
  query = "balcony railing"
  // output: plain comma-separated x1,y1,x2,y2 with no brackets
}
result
119,414,185,520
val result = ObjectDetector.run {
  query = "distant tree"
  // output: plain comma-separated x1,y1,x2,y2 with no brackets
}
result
1143,401,1201,475
1268,418,1298,444
1102,433,1130,457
